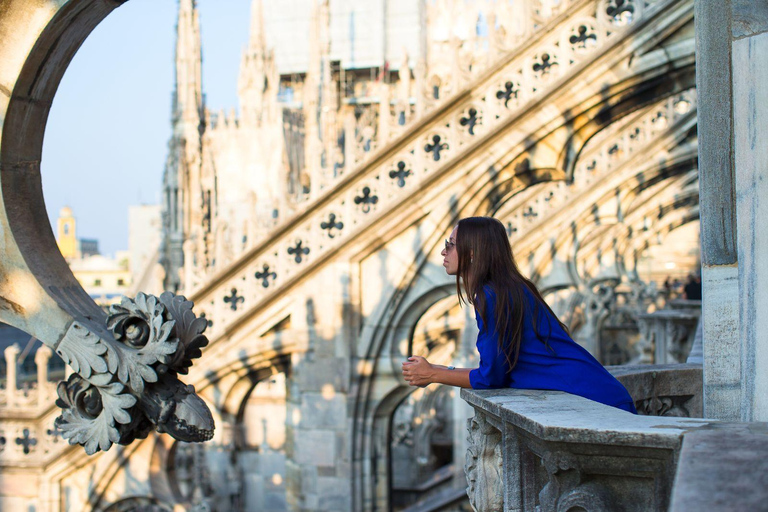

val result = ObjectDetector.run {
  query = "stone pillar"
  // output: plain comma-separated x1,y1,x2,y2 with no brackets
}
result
694,0,740,420
34,345,52,404
695,0,768,421
4,344,19,408
732,4,768,422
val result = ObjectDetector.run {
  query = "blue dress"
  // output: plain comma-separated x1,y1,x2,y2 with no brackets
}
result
468,286,637,413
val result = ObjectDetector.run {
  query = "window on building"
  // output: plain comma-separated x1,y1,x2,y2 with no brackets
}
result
94,279,101,286
117,279,125,286
64,223,70,235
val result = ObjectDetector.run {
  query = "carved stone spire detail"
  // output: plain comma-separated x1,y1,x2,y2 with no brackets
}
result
163,0,206,293
304,0,334,198
174,0,204,129
238,0,278,126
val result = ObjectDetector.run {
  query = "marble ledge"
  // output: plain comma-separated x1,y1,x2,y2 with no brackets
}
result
460,387,714,449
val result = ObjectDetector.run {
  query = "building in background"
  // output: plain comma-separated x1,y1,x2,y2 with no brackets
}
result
128,204,164,296
54,206,132,306
56,206,100,259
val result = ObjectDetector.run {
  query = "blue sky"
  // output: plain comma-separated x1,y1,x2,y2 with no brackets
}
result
42,0,252,257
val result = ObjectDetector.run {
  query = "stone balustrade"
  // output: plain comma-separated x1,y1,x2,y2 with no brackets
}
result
461,386,711,511
0,344,70,466
461,364,768,512
634,309,699,364
0,344,58,414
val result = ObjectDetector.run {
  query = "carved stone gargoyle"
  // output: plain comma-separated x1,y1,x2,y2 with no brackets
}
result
0,0,214,455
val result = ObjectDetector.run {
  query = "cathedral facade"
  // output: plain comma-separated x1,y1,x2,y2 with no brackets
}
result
0,1,701,511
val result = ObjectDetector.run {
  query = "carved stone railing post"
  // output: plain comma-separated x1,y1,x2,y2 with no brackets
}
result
34,345,52,405
635,311,699,364
4,344,19,408
668,300,703,364
464,411,503,512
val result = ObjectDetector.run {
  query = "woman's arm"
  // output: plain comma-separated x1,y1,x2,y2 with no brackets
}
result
401,356,473,388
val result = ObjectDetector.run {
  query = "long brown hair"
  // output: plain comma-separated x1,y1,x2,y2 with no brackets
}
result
455,217,568,371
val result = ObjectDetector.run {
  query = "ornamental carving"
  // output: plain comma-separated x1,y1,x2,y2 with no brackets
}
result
636,394,694,417
54,292,214,455
539,451,617,512
464,412,503,512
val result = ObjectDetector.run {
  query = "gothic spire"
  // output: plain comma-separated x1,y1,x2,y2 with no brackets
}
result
247,0,266,57
174,0,204,127
238,0,276,125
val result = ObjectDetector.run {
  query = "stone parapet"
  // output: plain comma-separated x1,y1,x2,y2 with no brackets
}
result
669,426,768,511
0,345,58,416
609,363,703,417
461,387,711,511
461,363,768,512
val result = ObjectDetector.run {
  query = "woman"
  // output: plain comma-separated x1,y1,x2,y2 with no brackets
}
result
401,216,636,413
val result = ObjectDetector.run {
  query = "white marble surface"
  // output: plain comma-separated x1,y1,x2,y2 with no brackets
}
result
734,30,768,422
461,388,714,448
702,265,741,420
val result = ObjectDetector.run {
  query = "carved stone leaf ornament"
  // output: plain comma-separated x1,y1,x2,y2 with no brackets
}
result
464,412,503,512
55,376,136,455
55,324,108,379
159,292,210,374
107,293,179,393
53,292,214,455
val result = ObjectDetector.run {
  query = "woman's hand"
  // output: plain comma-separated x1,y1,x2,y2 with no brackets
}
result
401,356,435,387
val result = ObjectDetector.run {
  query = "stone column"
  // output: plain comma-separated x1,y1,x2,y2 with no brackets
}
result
34,345,52,405
4,344,19,408
695,0,768,421
732,3,768,422
694,0,740,420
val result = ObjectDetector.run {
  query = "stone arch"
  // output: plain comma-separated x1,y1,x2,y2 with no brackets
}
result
581,177,699,279
351,279,462,510
528,150,697,288
196,351,292,424
0,0,127,338
459,71,696,224
359,282,468,511
557,68,697,184
83,435,172,512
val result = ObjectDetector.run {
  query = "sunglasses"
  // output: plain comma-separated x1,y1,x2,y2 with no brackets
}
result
444,239,456,251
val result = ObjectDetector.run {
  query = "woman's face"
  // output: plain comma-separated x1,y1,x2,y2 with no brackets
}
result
441,225,459,275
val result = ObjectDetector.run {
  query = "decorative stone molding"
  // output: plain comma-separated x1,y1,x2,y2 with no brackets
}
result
636,394,695,417
54,292,214,455
464,412,503,512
